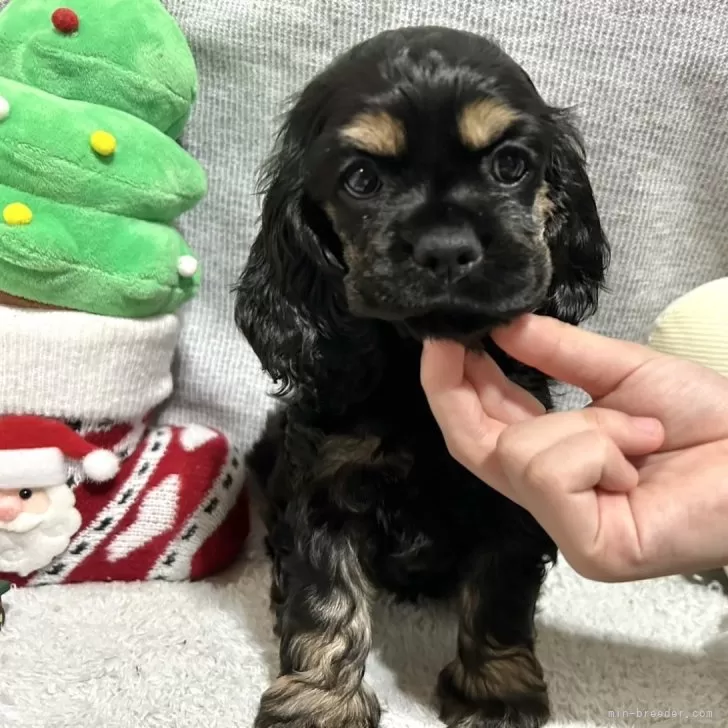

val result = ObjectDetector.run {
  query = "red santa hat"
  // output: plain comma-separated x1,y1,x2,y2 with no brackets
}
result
0,415,119,489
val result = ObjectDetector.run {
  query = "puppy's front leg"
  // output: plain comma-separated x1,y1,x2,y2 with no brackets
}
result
438,549,551,728
255,525,379,728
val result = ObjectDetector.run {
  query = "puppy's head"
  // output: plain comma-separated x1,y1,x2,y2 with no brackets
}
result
237,27,609,390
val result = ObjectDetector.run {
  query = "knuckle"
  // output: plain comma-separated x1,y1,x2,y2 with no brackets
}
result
522,452,557,493
443,436,464,462
444,436,472,467
582,406,607,429
612,537,651,577
583,406,626,436
563,545,619,582
588,430,612,457
567,554,613,582
567,540,647,583
494,427,523,464
578,559,629,583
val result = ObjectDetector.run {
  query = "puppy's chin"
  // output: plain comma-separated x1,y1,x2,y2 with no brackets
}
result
401,310,520,343
346,293,544,343
344,274,551,342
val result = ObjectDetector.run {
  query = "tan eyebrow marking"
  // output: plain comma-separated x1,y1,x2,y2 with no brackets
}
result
458,99,519,150
339,111,406,156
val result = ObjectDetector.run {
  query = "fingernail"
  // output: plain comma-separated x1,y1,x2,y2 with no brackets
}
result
633,417,662,435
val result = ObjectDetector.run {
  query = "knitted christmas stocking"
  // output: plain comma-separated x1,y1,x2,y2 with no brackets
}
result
0,307,250,587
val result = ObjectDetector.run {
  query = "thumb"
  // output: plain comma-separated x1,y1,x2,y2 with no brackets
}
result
491,314,661,399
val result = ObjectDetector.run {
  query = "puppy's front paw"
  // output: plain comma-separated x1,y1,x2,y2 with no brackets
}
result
437,660,550,728
255,676,381,728
439,693,550,728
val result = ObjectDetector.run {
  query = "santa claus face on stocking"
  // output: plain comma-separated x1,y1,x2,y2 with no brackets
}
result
0,484,82,577
0,415,120,578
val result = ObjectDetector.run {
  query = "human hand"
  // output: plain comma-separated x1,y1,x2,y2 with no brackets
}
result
421,314,728,582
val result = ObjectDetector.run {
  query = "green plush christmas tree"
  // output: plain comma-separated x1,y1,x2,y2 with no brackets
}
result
0,0,207,318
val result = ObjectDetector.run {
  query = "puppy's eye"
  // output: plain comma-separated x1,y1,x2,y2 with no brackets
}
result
491,147,530,185
19,489,32,500
341,161,381,199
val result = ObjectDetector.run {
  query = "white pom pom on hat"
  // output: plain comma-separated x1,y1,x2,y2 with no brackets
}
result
82,448,120,482
0,414,120,489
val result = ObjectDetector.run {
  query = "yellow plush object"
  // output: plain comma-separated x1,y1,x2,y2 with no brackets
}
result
648,277,728,377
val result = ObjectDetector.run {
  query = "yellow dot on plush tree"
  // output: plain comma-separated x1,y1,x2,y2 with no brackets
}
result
90,130,117,157
2,203,33,226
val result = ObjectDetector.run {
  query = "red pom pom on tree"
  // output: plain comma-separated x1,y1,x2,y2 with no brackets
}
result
51,8,79,34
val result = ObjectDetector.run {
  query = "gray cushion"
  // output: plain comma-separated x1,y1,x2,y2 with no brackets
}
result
164,0,728,444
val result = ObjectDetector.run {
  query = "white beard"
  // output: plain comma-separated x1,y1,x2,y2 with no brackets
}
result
0,510,45,533
0,485,82,577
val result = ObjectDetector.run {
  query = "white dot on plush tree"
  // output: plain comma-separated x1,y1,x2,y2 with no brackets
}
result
177,255,198,278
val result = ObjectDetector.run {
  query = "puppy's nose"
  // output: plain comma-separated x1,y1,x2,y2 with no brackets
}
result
412,229,482,279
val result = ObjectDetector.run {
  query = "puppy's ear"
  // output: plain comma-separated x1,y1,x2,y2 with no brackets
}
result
259,125,346,276
539,109,610,324
235,108,379,400
234,134,340,395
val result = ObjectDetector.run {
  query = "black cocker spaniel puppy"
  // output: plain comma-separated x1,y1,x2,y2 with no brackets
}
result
236,25,609,728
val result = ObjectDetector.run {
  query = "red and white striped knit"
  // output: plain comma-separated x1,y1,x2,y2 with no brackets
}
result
0,306,250,587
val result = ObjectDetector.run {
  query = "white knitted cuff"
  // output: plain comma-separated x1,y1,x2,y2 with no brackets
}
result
0,306,179,422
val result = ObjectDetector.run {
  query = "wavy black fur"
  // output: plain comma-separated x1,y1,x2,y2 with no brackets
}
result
236,26,609,728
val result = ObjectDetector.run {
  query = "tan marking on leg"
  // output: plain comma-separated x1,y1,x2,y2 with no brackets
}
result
340,111,406,156
257,543,379,727
315,435,412,480
450,584,546,701
449,643,546,702
288,554,374,691
260,675,379,727
458,99,519,150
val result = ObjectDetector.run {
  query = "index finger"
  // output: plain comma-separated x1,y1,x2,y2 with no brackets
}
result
491,314,660,399
420,340,507,454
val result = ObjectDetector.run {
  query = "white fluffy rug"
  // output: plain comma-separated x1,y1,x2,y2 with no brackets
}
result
1,516,726,728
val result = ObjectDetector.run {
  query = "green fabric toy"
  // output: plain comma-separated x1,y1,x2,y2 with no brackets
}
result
0,0,207,318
